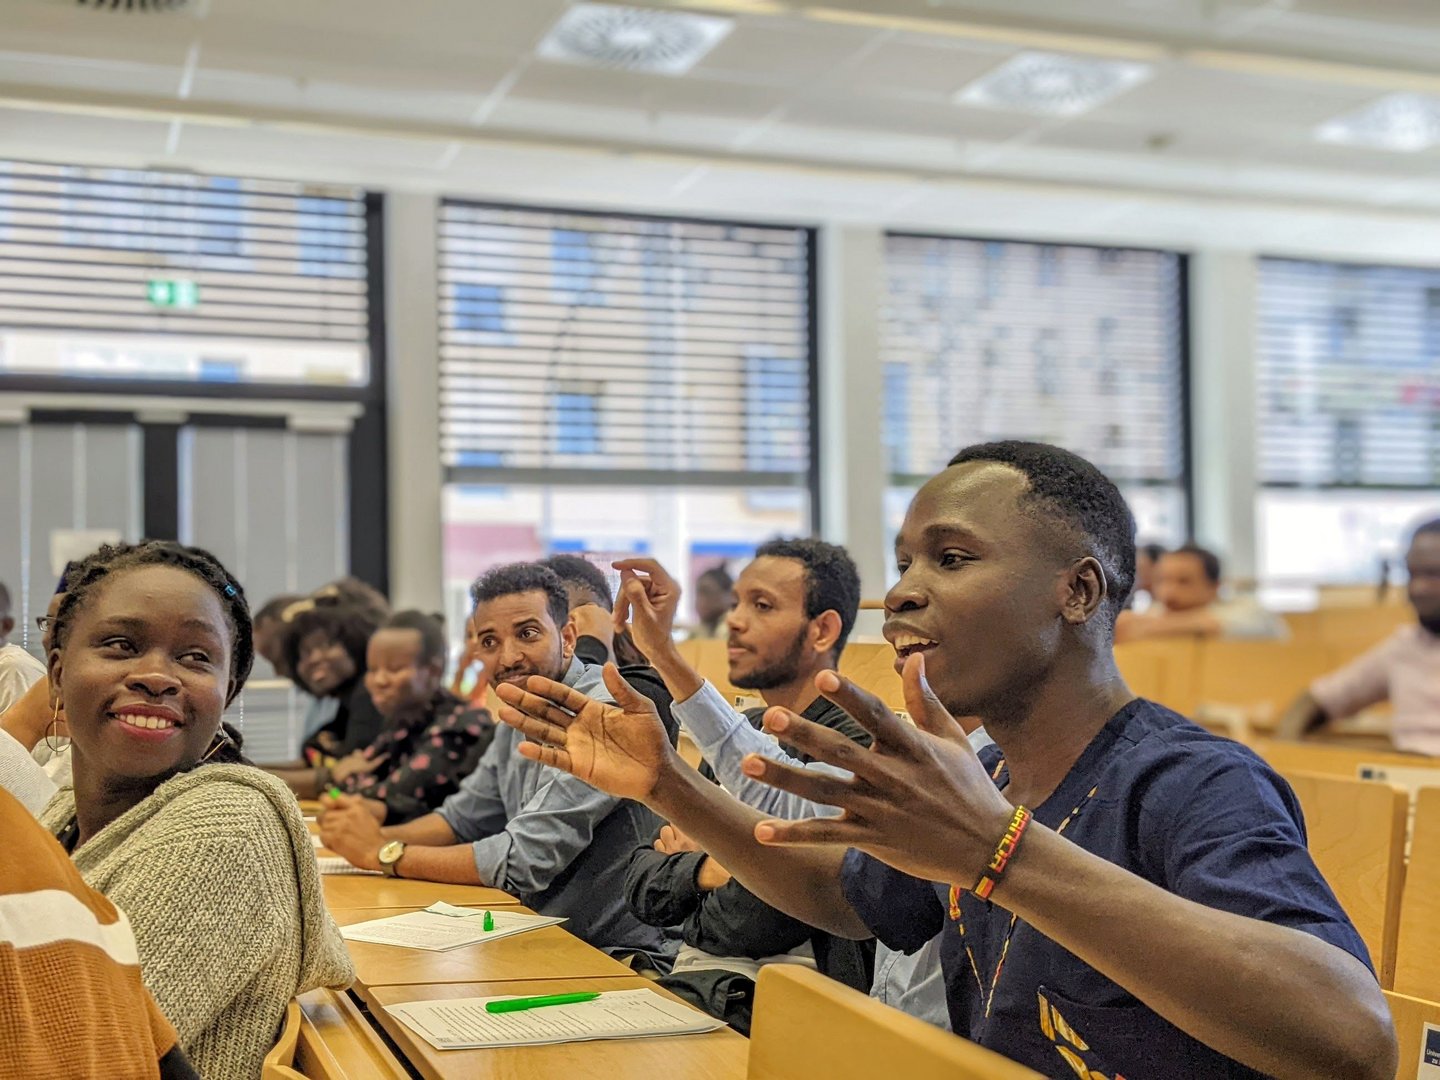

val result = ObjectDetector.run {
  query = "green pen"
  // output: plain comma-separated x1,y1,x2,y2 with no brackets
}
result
484,992,601,1015
482,910,494,932
326,786,342,799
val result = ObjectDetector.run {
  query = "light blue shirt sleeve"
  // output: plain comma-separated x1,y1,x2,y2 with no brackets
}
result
670,680,847,819
440,658,626,894
468,754,624,894
672,683,996,821
436,733,510,843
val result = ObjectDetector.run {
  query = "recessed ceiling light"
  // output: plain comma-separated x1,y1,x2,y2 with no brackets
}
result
538,3,734,76
1316,94,1440,153
954,51,1153,117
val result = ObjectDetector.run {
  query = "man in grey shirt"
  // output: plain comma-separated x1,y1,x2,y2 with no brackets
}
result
319,563,673,966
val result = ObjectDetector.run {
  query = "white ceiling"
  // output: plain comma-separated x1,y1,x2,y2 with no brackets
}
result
5,0,1440,255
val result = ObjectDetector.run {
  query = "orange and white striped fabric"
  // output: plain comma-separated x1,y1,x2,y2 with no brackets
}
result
0,786,181,1079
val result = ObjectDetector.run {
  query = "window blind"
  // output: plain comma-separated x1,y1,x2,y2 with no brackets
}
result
881,235,1187,488
438,201,813,478
1258,257,1440,488
0,160,368,353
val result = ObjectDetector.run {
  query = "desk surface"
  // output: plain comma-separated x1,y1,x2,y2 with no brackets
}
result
322,874,520,910
331,906,635,994
367,977,749,1080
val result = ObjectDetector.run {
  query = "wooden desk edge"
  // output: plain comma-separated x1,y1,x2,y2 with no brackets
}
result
296,987,409,1079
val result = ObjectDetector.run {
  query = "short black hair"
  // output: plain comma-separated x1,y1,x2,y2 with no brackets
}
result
471,562,570,630
1413,519,1440,543
540,555,613,612
753,537,862,658
0,581,10,616
283,600,384,697
381,610,448,667
1170,544,1222,585
947,441,1137,623
698,566,733,591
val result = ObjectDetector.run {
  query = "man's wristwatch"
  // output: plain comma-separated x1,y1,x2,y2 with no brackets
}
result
377,839,406,877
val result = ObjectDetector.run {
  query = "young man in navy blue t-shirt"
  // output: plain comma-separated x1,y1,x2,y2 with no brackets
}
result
495,441,1396,1080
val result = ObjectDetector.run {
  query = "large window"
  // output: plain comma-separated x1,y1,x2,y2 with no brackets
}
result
438,202,815,625
880,235,1189,574
0,160,369,386
1257,257,1440,584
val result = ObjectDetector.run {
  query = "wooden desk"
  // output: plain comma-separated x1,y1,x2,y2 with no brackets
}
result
367,977,748,1080
322,874,519,910
294,988,409,1079
331,906,634,996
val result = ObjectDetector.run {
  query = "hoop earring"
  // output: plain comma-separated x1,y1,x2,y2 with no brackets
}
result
200,730,232,764
44,699,69,755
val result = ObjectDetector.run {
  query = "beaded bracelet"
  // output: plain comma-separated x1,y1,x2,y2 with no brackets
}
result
972,805,1033,900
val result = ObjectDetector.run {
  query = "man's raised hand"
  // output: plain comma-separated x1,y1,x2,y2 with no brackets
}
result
494,663,678,803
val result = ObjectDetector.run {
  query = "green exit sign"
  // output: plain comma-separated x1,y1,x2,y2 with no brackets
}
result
146,278,200,309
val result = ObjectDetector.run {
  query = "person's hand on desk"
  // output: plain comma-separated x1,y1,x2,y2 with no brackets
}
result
741,654,1013,887
329,748,387,785
318,792,385,871
495,663,679,801
655,823,732,890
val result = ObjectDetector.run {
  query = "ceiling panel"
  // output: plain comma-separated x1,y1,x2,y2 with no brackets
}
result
690,19,878,88
507,62,785,123
0,52,184,98
830,38,1015,100
190,69,494,125
782,92,1039,142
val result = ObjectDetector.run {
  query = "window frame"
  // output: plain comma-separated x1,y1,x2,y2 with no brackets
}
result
437,199,821,534
879,229,1195,535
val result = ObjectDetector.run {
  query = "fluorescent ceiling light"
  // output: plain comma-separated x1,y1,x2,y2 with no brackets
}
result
538,3,734,76
955,51,1153,118
1316,94,1440,153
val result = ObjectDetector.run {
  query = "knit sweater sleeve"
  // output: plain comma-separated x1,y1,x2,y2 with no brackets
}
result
99,800,293,1047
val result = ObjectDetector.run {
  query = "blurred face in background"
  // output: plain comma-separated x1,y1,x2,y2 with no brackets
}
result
364,628,442,719
296,629,356,696
695,573,733,627
1154,552,1218,614
1407,533,1440,634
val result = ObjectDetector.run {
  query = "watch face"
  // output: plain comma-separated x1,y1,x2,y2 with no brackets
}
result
379,840,404,864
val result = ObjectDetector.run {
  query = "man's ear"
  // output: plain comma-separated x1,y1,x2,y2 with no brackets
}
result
0,615,13,640
47,651,63,712
1061,557,1108,625
560,615,578,659
810,610,843,659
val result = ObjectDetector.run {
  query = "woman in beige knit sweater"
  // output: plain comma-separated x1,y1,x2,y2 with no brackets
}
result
36,541,354,1080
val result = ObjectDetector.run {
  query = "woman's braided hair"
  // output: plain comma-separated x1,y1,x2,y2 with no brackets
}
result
51,540,255,765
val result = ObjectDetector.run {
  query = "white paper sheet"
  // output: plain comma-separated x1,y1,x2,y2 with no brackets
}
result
385,988,724,1050
341,905,564,951
316,857,382,876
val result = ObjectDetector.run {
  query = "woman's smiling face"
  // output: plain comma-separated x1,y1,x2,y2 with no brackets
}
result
52,564,233,783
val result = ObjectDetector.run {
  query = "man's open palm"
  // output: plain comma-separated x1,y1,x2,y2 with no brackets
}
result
494,664,675,802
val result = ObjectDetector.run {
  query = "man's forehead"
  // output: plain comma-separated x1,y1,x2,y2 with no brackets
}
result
739,556,805,594
474,590,550,629
901,462,1028,539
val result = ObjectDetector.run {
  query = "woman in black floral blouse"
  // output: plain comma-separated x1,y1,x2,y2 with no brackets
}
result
330,610,495,824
